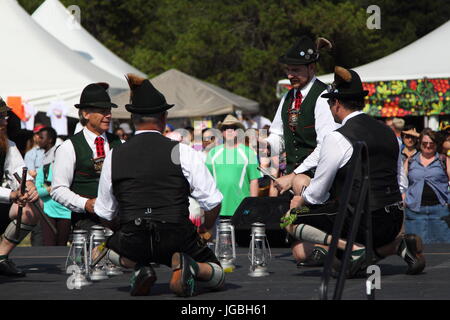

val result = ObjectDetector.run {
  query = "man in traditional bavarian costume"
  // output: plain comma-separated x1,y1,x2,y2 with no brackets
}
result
265,35,337,266
0,98,40,277
51,83,121,230
283,67,425,277
94,74,225,297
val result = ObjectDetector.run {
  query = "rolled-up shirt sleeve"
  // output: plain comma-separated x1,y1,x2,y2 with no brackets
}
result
179,144,223,211
94,151,117,221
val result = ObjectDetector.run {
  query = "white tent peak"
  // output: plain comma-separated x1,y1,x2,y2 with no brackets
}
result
32,0,147,80
0,0,128,118
315,19,450,84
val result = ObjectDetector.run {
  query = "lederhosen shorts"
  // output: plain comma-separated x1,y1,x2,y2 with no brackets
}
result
293,201,404,248
106,218,220,267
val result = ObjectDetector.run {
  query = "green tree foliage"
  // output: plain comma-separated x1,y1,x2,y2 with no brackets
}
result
18,0,450,118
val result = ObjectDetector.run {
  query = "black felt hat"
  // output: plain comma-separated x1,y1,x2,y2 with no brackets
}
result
75,83,118,109
125,74,174,115
279,36,332,65
321,67,369,100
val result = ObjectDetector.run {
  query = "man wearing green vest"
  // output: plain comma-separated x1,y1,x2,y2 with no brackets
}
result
266,36,337,266
51,83,121,230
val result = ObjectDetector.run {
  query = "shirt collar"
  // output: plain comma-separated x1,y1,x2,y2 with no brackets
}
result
341,110,364,126
135,130,162,136
83,127,107,144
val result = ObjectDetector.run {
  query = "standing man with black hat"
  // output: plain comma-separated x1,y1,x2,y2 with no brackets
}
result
94,74,225,297
268,35,336,183
264,36,336,265
51,83,121,230
0,98,40,277
283,67,425,277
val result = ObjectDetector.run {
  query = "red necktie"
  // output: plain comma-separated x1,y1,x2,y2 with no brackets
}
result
288,90,303,131
94,136,105,158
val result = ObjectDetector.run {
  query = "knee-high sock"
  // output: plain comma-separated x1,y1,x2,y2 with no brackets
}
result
3,221,36,245
293,224,330,245
196,262,225,291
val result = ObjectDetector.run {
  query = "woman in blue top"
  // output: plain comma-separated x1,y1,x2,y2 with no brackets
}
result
35,127,71,246
405,128,450,243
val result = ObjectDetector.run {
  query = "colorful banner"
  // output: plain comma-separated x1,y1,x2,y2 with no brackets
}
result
363,78,450,117
277,78,450,117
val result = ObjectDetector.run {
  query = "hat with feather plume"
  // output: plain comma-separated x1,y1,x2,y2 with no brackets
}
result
321,66,369,100
279,36,332,65
125,74,174,114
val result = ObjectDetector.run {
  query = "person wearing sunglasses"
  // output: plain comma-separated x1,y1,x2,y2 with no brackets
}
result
401,126,420,162
404,128,450,243
205,115,262,219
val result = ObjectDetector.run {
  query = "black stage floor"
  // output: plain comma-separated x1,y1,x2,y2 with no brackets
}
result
1,245,449,300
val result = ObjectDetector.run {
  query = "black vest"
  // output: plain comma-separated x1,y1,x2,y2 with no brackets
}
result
111,132,191,224
332,113,401,212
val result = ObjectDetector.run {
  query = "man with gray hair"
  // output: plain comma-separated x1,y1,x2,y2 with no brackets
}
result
94,74,225,297
51,83,121,230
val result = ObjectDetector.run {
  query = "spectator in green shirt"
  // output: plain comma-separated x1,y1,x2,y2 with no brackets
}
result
206,115,262,217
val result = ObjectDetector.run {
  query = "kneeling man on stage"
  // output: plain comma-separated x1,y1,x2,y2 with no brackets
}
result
279,67,425,277
94,74,225,296
0,98,40,277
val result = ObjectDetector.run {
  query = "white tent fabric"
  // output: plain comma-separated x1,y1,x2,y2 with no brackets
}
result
0,0,127,118
278,19,450,90
111,69,260,118
32,0,147,81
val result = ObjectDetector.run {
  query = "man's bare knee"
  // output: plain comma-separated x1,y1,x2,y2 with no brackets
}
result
292,174,311,195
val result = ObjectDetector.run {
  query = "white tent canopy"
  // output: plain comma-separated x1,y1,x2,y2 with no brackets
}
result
111,69,260,119
0,0,127,118
32,0,147,81
278,19,450,92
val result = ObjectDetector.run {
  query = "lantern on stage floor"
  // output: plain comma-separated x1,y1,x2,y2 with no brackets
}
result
248,223,271,277
88,226,109,281
104,228,123,276
215,219,236,272
65,229,91,288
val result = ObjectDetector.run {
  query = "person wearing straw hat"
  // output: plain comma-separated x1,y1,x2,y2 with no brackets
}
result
206,114,262,218
51,83,121,230
282,67,425,278
0,98,40,277
94,74,224,297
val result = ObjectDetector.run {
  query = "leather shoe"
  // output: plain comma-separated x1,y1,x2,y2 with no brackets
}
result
297,247,327,267
397,234,426,275
169,252,197,297
0,259,26,277
129,265,157,296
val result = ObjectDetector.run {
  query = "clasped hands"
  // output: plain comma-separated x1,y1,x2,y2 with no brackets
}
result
9,181,39,207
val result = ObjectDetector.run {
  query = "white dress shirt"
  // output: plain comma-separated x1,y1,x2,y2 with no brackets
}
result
51,127,111,213
303,111,407,205
266,76,339,173
94,130,223,221
0,140,34,203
